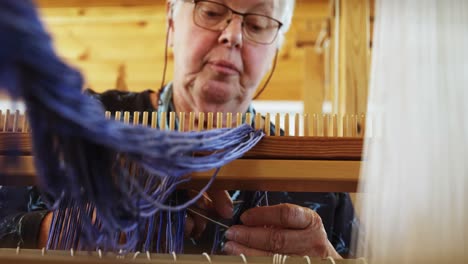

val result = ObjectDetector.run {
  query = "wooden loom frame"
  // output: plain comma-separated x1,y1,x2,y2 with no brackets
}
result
0,248,367,264
0,110,365,263
0,110,364,192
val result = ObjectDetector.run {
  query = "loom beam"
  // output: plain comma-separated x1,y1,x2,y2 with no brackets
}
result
0,132,362,192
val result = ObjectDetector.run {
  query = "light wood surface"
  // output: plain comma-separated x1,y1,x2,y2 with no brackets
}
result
0,248,366,264
340,0,371,115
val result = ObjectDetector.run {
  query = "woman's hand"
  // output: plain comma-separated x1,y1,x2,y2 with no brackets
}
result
223,203,341,258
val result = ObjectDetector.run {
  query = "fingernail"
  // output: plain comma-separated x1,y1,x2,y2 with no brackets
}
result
224,229,234,240
222,242,232,253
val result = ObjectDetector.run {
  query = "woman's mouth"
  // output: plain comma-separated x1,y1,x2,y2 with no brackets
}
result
208,60,240,75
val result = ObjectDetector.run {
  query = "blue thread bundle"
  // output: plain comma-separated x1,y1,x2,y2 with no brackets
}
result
0,0,264,252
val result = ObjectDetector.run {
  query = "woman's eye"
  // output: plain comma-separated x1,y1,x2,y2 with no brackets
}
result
204,10,222,17
247,22,266,32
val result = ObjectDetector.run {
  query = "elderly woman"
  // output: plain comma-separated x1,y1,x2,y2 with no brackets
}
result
0,0,354,258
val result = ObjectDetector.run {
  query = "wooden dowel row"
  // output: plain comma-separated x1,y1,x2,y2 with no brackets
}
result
0,110,368,137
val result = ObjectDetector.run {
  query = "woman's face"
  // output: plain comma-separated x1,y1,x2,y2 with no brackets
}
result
170,0,282,115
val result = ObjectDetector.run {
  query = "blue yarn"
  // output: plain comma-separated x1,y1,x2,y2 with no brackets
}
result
0,0,264,252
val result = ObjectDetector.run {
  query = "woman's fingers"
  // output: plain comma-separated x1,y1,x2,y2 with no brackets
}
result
184,215,195,238
240,204,320,229
223,241,272,256
225,225,313,254
225,204,341,258
189,213,208,239
38,212,53,248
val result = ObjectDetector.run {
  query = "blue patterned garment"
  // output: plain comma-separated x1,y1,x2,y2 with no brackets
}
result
0,85,356,256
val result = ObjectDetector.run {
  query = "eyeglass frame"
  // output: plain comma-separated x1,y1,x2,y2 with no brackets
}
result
180,0,284,45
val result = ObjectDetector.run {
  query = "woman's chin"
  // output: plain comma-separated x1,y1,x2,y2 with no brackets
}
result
198,80,237,105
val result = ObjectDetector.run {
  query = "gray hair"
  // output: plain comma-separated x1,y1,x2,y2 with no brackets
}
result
168,0,295,48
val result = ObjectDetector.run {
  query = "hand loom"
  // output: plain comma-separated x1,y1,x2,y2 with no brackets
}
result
0,109,365,263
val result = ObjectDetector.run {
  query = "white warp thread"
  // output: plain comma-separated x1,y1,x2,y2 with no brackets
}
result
356,0,468,263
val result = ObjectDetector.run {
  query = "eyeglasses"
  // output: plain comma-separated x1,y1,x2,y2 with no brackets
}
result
184,0,283,45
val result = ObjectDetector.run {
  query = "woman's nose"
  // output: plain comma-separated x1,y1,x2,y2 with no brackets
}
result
218,16,243,49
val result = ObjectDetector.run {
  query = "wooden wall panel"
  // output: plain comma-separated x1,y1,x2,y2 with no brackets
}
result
339,0,370,115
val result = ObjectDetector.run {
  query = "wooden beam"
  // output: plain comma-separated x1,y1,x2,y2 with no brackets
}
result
0,133,363,192
0,156,360,192
0,248,365,264
339,0,370,115
302,46,325,115
0,133,363,160
189,159,360,192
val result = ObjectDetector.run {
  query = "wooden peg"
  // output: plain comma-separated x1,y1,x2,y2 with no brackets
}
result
151,111,157,129
284,113,290,136
332,114,338,137
236,113,242,127
275,113,281,136
123,111,130,124
207,112,214,130
178,112,185,132
226,112,232,129
160,112,167,130
294,113,300,136
303,114,310,136
216,112,223,129
105,111,111,120
342,115,348,137
133,111,140,126
142,111,149,127
3,109,10,132
264,113,271,136
169,112,176,131
189,112,195,131
198,112,205,131
323,114,329,137
313,114,318,136
245,113,252,127
255,113,262,130
115,111,122,122
12,110,19,132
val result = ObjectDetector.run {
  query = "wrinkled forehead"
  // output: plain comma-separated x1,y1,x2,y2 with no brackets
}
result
216,0,284,20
